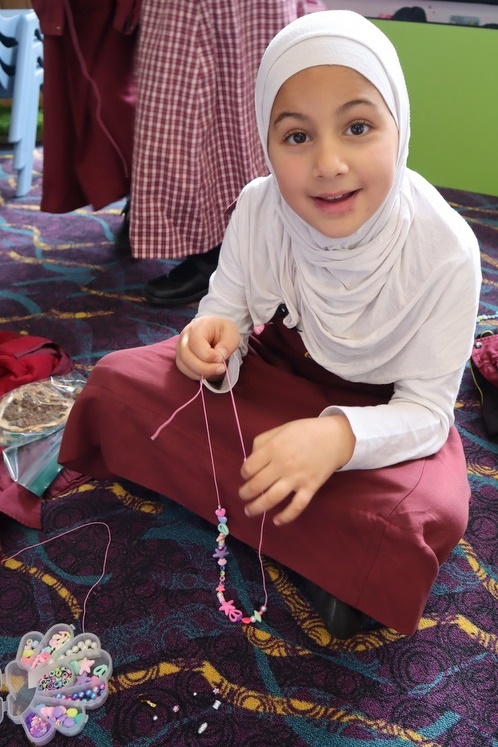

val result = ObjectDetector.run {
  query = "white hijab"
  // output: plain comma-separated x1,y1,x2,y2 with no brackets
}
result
231,9,479,382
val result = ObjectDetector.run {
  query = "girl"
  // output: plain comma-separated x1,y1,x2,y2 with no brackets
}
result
60,10,481,638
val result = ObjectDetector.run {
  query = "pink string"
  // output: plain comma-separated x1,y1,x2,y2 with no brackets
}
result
200,382,222,508
200,371,269,611
3,522,112,634
152,372,269,613
151,386,203,441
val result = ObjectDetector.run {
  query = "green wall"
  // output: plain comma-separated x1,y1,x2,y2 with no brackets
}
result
374,20,498,197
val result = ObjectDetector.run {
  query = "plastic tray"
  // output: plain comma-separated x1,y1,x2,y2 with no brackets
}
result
1,623,111,745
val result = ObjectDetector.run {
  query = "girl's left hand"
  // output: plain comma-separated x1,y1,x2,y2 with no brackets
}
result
239,415,355,525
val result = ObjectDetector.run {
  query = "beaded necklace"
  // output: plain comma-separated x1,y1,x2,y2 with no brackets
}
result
151,376,268,625
476,312,498,324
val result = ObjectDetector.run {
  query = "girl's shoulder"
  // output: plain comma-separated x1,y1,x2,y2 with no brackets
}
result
237,175,272,203
229,176,275,228
407,170,479,254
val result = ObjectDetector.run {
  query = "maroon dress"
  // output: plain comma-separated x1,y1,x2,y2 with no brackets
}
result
32,0,139,212
59,317,470,635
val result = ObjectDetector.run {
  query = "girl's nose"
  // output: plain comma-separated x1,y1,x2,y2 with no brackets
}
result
313,139,349,178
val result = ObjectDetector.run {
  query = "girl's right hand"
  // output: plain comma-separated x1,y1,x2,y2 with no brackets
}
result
175,316,240,381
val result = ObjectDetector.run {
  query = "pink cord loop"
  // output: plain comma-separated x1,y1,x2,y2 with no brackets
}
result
3,522,112,634
151,366,269,624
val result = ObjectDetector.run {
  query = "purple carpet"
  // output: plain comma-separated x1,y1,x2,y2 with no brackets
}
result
0,149,498,747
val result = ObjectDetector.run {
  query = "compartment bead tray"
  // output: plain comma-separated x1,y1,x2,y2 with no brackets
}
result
0,623,112,745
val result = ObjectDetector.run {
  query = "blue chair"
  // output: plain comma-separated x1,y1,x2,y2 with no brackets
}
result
0,10,43,197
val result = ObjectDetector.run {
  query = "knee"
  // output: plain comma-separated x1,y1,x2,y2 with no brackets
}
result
392,459,470,564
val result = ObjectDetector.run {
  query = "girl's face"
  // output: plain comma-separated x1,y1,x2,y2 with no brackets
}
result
267,65,399,238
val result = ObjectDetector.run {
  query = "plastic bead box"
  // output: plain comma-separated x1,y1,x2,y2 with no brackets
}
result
0,623,111,745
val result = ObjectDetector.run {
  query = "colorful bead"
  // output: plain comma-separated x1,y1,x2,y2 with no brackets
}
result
78,657,95,675
477,312,498,322
213,546,228,559
26,712,50,738
213,508,266,626
38,666,73,691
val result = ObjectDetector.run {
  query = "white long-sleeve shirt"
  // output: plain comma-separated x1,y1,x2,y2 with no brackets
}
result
197,174,481,470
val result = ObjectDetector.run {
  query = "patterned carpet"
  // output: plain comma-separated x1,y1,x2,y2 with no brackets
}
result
1,149,498,747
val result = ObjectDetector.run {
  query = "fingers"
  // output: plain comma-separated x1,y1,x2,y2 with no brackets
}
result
273,489,314,525
175,317,240,380
239,450,317,525
176,327,226,380
241,477,314,525
238,418,349,526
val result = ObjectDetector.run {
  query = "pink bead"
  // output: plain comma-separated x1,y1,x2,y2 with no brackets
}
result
212,503,267,622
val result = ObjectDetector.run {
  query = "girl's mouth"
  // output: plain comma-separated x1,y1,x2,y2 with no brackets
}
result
315,190,358,203
311,190,359,214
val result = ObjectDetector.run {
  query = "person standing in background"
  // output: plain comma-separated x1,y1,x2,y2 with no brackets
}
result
132,0,325,307
31,0,139,218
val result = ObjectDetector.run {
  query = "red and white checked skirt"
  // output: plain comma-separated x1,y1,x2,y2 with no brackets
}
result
130,0,325,259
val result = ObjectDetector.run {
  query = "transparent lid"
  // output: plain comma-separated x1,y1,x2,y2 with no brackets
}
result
2,623,112,745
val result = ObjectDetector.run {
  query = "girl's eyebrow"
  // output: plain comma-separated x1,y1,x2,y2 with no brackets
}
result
338,98,377,113
272,98,377,127
272,111,309,127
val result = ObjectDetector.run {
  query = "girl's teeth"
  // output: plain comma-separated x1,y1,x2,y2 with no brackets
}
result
323,194,346,202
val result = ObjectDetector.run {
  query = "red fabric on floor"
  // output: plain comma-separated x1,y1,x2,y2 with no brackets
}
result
0,331,76,534
0,332,73,396
0,460,87,532
0,461,42,529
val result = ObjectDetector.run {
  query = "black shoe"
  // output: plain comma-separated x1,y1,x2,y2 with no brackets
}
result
143,245,221,307
115,198,131,253
305,581,363,639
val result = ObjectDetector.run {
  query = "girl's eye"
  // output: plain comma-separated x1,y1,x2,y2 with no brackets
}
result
285,131,309,145
347,121,371,136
